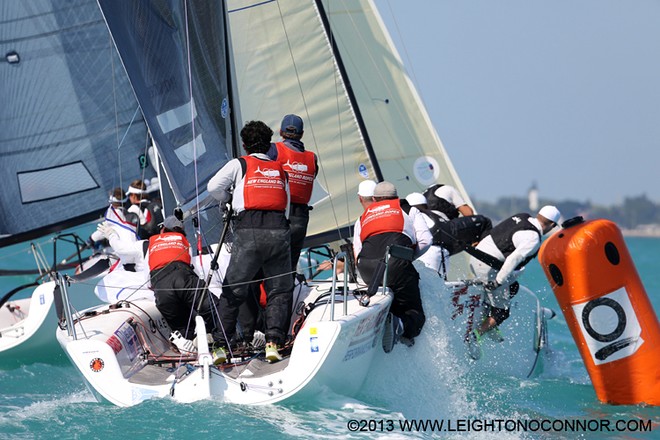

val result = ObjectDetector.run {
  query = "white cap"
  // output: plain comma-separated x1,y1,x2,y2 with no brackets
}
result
538,205,561,224
405,192,427,206
126,185,146,195
357,180,377,197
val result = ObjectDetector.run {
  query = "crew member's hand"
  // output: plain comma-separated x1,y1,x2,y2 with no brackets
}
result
97,222,118,241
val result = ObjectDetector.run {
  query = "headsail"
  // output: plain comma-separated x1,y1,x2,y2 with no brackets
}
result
98,0,237,209
228,0,471,249
0,0,149,247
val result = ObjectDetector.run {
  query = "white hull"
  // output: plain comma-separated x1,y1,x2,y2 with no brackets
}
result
56,283,393,407
0,281,104,366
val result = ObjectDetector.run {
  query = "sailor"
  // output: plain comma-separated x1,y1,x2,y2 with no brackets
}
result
421,183,492,257
353,181,432,345
94,220,152,303
467,205,561,359
147,216,223,352
423,183,474,220
404,192,450,277
127,179,164,239
267,114,318,272
207,120,293,363
87,187,138,249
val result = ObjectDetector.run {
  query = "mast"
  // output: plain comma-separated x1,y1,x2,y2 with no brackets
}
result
314,0,384,182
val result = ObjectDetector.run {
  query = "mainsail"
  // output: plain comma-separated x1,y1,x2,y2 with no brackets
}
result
228,0,471,248
0,0,150,247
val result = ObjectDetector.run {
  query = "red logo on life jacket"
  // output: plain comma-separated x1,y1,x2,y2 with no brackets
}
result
148,232,191,271
359,199,405,242
275,142,316,204
243,155,288,211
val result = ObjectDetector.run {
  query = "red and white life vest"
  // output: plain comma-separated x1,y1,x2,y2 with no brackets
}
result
148,232,191,272
275,142,316,205
242,155,288,211
359,199,406,242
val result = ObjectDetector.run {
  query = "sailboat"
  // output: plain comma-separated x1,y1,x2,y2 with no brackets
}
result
0,1,160,366
52,0,553,406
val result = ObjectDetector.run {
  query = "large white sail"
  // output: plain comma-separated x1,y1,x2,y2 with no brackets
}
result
228,1,471,246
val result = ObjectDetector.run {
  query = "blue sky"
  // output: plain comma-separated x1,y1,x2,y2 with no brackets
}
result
375,0,660,205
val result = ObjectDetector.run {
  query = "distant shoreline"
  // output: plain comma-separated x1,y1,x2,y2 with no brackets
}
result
621,226,660,238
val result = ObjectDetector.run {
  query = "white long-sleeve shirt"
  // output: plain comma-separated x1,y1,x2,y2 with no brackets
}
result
207,153,290,216
475,217,543,285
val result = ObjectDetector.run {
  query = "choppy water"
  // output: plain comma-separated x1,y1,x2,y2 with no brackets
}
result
1,230,659,439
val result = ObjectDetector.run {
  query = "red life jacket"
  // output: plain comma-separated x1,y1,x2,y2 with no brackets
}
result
275,142,316,205
242,155,288,211
359,199,405,242
148,231,191,271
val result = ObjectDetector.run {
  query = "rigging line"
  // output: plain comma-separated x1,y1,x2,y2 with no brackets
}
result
109,31,125,196
324,0,352,236
383,0,421,92
274,1,344,235
0,237,53,262
183,0,204,245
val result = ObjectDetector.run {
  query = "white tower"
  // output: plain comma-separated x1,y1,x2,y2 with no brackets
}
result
528,182,539,212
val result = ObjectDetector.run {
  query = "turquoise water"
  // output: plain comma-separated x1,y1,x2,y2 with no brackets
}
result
0,233,659,439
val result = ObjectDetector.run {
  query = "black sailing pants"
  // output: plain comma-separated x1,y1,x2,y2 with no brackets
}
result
150,261,220,341
289,203,310,272
218,227,293,347
357,233,426,339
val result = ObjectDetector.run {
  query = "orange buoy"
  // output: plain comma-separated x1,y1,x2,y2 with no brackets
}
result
538,217,660,405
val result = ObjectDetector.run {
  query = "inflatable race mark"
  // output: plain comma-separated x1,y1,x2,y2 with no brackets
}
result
539,217,660,406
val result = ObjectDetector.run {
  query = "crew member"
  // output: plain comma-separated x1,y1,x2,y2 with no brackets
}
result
423,183,474,220
353,181,432,345
467,205,561,359
127,179,164,239
267,114,318,272
87,187,138,249
207,120,293,363
422,183,492,256
148,216,222,352
404,192,450,277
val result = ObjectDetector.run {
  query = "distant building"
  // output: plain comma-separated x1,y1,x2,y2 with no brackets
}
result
528,182,539,211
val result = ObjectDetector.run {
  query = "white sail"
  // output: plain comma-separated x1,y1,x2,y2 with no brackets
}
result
228,0,471,252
